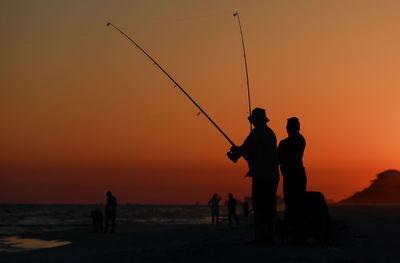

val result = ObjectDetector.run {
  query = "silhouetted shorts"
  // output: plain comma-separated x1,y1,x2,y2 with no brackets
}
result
211,208,219,218
105,210,116,221
252,178,279,217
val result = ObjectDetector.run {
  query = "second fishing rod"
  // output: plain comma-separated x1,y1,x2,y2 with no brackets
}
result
233,12,252,133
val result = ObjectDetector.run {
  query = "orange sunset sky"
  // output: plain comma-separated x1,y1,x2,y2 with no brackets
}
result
1,0,399,204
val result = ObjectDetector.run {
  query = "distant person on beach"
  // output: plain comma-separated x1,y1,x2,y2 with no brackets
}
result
228,193,239,225
104,191,117,233
208,194,221,224
90,210,103,232
278,117,306,223
227,108,279,244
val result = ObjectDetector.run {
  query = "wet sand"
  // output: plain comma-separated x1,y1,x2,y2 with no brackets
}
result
1,206,400,263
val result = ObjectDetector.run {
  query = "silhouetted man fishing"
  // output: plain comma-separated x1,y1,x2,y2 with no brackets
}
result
278,117,306,224
104,191,117,233
227,108,279,244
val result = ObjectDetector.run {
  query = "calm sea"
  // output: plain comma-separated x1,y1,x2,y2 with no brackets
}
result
0,204,224,237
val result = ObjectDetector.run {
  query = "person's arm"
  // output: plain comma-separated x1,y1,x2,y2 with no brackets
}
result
239,134,252,158
227,132,252,162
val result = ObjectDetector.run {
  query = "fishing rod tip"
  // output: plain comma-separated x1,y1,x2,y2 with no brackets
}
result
106,22,111,26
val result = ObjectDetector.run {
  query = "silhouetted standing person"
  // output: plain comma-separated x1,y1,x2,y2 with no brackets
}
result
228,193,239,225
104,191,117,233
278,117,306,223
228,108,279,244
208,194,221,224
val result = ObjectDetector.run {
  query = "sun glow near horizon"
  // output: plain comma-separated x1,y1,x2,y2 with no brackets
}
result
0,0,399,204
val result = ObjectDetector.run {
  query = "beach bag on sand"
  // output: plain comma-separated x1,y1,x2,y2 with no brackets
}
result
295,191,331,244
300,191,330,221
278,192,353,246
296,193,353,246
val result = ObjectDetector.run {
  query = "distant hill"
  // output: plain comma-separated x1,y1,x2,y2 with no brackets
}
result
339,170,400,205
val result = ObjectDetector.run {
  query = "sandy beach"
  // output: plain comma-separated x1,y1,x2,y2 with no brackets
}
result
1,206,400,263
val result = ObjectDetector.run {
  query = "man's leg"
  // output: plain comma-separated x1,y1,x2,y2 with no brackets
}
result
99,218,103,232
266,180,279,244
283,178,293,223
252,179,259,242
104,217,109,233
234,211,239,224
111,219,115,233
259,213,267,242
92,216,96,232
228,211,232,225
266,214,274,243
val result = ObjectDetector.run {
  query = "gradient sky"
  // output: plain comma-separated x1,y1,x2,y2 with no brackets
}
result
1,0,399,204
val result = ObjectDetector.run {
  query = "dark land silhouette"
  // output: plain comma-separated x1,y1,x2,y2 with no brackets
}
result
339,169,400,205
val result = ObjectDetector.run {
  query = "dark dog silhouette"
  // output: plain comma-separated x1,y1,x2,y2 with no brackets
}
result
90,210,103,233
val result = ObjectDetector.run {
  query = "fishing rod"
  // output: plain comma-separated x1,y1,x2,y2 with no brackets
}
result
106,22,236,146
233,12,252,132
232,13,257,242
232,12,255,178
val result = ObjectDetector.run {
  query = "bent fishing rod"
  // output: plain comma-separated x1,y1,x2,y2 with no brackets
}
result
233,12,252,132
233,12,255,177
106,22,236,146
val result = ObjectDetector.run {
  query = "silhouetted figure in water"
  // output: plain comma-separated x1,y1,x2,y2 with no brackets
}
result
208,194,221,224
90,210,103,232
228,193,239,225
228,108,279,244
278,117,306,224
104,191,117,233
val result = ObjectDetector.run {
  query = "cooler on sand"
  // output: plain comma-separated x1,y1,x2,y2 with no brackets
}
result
295,191,331,244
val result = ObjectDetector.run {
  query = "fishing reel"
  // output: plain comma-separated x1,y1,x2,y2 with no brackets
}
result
227,146,241,163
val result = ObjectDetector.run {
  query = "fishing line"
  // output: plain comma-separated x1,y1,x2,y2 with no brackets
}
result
107,22,236,147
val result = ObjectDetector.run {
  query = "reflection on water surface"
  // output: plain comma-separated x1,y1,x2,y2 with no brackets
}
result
0,236,71,253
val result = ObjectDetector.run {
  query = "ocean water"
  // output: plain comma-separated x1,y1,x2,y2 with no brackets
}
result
0,204,223,237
